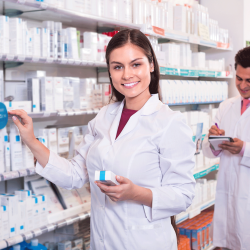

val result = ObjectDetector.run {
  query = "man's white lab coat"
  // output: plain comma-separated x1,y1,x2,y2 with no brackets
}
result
203,95,250,250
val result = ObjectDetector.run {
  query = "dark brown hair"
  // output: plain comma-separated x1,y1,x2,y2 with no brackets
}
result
105,29,161,102
105,29,179,242
235,46,250,70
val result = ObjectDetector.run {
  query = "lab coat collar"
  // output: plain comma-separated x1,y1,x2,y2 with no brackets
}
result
109,94,162,144
109,94,162,116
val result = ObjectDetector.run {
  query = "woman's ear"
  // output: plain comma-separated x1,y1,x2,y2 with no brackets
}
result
150,62,154,72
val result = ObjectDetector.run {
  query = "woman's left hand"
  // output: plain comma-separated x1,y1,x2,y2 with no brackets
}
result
95,176,136,202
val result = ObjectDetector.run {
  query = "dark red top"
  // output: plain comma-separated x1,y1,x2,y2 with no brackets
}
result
116,108,138,139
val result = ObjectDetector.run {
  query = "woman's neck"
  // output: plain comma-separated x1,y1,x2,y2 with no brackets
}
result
124,89,151,110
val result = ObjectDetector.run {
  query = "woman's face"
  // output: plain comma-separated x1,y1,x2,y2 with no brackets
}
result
109,43,154,99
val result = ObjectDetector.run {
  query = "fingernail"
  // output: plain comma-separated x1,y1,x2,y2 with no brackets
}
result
12,116,17,121
116,176,120,180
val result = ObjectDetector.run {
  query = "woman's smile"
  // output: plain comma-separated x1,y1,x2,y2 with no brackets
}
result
122,81,140,89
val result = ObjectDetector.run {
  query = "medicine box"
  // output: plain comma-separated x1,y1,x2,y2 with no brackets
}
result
95,171,119,186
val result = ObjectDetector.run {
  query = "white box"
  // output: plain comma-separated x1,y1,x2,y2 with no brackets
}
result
30,27,41,58
32,195,41,229
174,5,187,33
4,101,31,113
26,70,46,79
53,77,64,110
83,32,97,61
9,18,23,55
1,195,18,238
57,128,70,157
15,190,33,232
66,27,79,60
95,170,119,186
41,28,49,58
22,142,34,169
0,16,9,54
39,128,58,154
38,194,48,227
1,205,9,240
17,200,26,234
10,124,23,171
27,78,40,112
40,77,54,111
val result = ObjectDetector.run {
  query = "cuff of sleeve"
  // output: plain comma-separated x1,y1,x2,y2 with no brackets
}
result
239,141,246,156
35,151,56,177
143,188,157,222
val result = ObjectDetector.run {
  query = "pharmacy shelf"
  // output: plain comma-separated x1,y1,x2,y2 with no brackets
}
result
8,108,100,120
0,167,36,182
0,203,91,249
193,163,219,179
160,66,233,78
167,101,221,106
176,198,215,224
4,0,140,31
5,0,232,51
1,54,107,68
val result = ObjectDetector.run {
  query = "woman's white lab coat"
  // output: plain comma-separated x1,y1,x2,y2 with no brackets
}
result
36,94,195,250
202,95,250,250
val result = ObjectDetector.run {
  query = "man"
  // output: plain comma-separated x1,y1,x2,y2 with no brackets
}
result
203,47,250,250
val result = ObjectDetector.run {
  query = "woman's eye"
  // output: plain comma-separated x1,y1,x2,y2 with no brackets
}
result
114,65,122,70
133,63,140,68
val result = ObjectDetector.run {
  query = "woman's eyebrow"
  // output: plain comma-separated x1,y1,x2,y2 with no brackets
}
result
110,58,143,65
110,61,123,64
130,58,143,63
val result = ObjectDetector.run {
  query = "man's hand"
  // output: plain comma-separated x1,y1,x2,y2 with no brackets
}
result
218,138,244,154
208,125,225,138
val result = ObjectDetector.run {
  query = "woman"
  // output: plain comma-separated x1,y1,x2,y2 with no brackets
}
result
9,29,195,250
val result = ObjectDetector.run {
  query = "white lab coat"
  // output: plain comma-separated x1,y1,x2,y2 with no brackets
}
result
203,95,250,250
36,94,196,250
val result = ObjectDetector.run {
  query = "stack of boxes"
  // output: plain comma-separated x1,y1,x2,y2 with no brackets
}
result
0,190,48,240
178,211,214,250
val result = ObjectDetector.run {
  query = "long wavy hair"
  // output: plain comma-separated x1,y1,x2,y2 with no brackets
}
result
105,29,179,242
105,29,161,102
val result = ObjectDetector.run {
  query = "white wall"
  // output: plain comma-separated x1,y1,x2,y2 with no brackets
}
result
201,0,244,98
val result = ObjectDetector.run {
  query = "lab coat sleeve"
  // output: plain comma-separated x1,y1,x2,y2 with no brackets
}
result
241,142,250,167
143,114,196,222
36,118,96,189
202,104,223,159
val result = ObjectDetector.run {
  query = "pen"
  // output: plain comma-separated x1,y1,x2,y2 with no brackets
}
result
215,123,221,135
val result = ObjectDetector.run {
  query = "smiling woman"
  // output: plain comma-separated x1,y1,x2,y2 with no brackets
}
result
106,29,160,106
8,29,196,250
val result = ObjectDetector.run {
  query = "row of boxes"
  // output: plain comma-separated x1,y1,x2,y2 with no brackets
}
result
160,80,228,105
178,210,214,250
0,190,47,240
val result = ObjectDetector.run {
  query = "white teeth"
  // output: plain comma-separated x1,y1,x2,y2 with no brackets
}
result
123,82,138,87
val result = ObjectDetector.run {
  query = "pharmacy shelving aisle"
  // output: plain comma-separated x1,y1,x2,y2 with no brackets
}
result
0,0,231,249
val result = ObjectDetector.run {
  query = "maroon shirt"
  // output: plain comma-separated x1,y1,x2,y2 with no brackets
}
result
116,108,137,139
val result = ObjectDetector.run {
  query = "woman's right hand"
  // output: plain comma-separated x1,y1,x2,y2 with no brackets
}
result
208,125,225,138
8,109,37,147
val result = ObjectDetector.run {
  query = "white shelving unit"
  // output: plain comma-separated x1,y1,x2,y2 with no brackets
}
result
0,167,35,181
176,198,215,224
8,108,100,120
4,0,232,51
0,203,91,249
0,0,229,247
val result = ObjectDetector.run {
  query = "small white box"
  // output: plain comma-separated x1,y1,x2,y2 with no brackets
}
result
4,101,31,113
27,78,40,112
95,171,119,186
40,77,54,111
53,77,64,110
1,195,18,238
1,205,9,240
